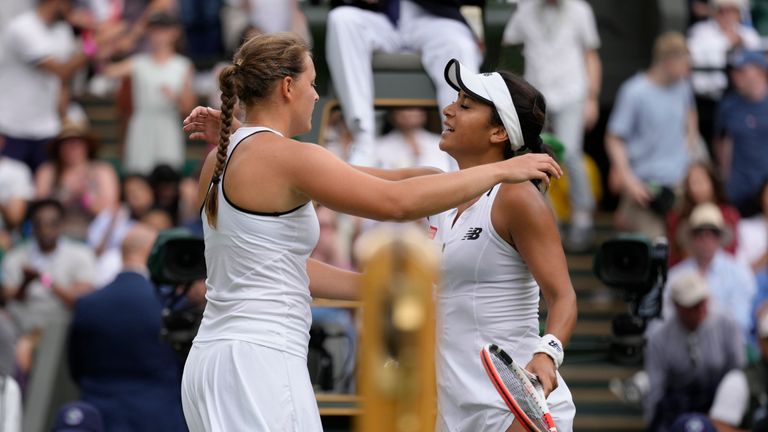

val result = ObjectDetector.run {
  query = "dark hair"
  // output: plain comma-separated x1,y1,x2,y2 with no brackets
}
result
680,161,729,218
203,32,310,228
487,71,551,160
27,199,65,221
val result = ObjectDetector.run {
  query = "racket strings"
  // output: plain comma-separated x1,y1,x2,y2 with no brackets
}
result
489,353,550,431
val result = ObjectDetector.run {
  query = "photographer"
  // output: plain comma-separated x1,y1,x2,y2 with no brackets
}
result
68,224,187,431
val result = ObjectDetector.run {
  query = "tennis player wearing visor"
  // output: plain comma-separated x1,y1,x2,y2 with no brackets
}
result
431,59,577,432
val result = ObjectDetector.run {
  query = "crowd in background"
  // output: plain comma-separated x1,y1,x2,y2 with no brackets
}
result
0,0,768,431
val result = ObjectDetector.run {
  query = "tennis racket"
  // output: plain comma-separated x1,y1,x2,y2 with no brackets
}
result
480,344,557,432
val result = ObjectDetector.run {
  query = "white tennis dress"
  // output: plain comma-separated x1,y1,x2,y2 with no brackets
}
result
181,127,322,431
430,185,575,432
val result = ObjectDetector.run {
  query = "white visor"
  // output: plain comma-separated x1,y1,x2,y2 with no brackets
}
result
444,58,525,151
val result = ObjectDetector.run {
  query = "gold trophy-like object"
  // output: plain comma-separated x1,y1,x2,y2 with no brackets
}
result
355,226,440,432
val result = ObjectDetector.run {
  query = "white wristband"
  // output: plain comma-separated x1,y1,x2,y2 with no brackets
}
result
533,334,564,369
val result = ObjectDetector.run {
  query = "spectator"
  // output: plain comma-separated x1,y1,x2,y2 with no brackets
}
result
87,205,135,288
665,203,757,343
1,199,96,335
69,224,187,432
502,0,602,251
0,135,34,250
688,0,761,148
323,109,354,162
325,0,482,166
645,271,745,431
709,311,768,430
375,108,456,172
51,401,104,432
148,164,185,225
100,12,196,175
737,180,768,271
666,161,740,266
122,174,156,221
35,121,120,241
606,32,697,239
310,205,356,393
0,0,90,173
714,50,768,218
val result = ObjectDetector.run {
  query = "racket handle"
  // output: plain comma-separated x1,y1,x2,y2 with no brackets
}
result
543,413,557,432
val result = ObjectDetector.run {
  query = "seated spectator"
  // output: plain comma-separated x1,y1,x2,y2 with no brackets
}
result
69,224,187,432
149,164,191,225
35,122,120,241
709,311,768,430
714,50,768,217
737,181,768,272
0,135,34,250
667,161,740,266
52,401,104,432
665,203,757,343
646,271,745,431
1,199,96,335
376,108,456,172
122,174,156,221
99,12,196,175
310,205,357,393
325,0,482,165
606,32,697,239
688,0,761,147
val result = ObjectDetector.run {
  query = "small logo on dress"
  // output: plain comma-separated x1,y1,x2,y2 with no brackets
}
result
462,227,483,240
428,225,438,240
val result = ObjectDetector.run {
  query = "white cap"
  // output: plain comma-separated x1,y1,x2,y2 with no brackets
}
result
443,59,525,151
668,271,710,308
712,0,745,9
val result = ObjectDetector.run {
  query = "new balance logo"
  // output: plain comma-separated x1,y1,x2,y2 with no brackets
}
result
462,227,483,240
548,340,562,352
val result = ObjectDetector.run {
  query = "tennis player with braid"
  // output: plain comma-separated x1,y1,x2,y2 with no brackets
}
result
179,33,561,431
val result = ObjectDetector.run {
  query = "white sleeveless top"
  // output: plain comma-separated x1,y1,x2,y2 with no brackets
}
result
194,127,319,359
430,185,543,430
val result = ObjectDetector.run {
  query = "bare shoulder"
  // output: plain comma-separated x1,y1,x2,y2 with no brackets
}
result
494,182,552,220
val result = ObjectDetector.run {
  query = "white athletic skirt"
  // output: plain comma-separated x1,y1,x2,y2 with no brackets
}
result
181,340,322,432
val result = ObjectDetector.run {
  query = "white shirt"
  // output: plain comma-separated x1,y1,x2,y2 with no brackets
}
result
194,127,320,359
0,11,76,138
688,19,761,98
709,369,750,426
502,0,600,110
375,129,457,172
0,157,33,229
736,215,767,268
1,239,96,333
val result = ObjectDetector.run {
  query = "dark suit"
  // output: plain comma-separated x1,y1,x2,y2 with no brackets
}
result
69,271,187,432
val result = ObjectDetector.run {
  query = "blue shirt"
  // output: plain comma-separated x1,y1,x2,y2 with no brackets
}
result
666,251,758,342
714,92,768,207
608,73,693,186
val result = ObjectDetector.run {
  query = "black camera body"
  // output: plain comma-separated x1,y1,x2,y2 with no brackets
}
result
147,229,207,361
594,235,669,365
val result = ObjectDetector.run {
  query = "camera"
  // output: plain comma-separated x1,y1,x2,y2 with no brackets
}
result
593,235,668,365
147,229,207,361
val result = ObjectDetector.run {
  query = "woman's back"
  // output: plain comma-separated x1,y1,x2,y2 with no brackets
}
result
195,127,320,358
